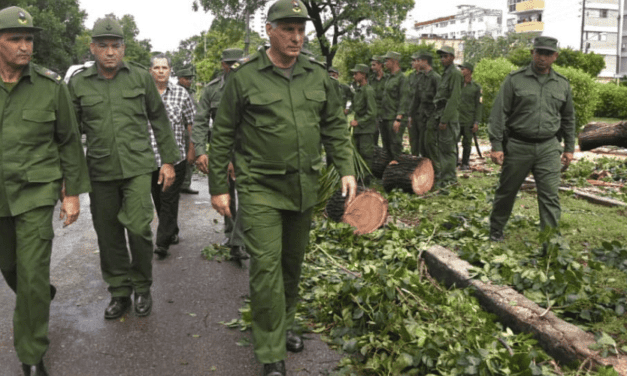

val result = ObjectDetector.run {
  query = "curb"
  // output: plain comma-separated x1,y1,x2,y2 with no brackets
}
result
423,245,627,375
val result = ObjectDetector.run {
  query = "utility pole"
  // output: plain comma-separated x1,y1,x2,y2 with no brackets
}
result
245,7,251,55
580,0,586,51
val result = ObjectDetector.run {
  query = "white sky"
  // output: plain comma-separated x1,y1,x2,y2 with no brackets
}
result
77,0,509,52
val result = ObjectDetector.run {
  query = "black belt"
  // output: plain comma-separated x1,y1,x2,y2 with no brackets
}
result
508,132,556,144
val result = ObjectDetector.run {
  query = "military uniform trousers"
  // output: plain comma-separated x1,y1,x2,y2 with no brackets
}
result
353,132,375,174
490,138,562,234
151,161,187,249
407,115,420,156
224,175,245,248
239,201,314,363
380,119,405,160
458,122,474,166
90,174,154,298
0,206,54,365
427,116,459,186
182,129,194,190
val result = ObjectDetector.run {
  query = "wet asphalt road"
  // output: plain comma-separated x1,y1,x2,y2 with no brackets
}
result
0,174,341,376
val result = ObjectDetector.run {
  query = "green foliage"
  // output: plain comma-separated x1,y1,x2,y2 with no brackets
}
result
472,58,516,125
553,65,600,133
506,46,532,67
462,33,535,66
594,83,627,120
201,243,232,262
556,48,606,78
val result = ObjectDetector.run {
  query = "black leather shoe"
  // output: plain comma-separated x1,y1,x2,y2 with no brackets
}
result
229,246,249,260
263,360,285,376
154,246,169,260
170,234,179,245
489,232,504,242
104,297,132,320
135,292,152,317
22,363,31,376
286,330,304,353
50,284,56,301
34,360,49,376
180,187,199,194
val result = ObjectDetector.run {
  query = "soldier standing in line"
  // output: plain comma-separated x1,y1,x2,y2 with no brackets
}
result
176,67,199,194
457,62,482,171
348,63,377,182
68,17,180,320
407,51,424,156
208,0,357,374
429,46,462,187
328,66,353,115
0,7,91,375
380,51,410,161
369,55,387,147
192,48,248,261
488,36,575,242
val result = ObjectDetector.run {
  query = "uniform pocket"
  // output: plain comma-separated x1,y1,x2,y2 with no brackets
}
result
26,168,62,183
23,110,56,123
38,224,54,241
87,148,111,159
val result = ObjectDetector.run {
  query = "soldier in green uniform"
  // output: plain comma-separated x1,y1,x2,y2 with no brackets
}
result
488,36,575,241
413,52,440,159
208,1,357,374
0,6,91,375
457,62,482,170
68,17,180,320
407,51,424,156
380,51,410,161
429,46,462,187
177,67,199,194
192,48,248,260
348,63,377,181
369,55,387,146
328,66,353,114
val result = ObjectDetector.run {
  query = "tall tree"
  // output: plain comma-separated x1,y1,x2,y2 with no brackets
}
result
192,0,414,67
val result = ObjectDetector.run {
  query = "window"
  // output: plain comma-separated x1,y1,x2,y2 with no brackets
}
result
601,9,608,18
478,17,484,22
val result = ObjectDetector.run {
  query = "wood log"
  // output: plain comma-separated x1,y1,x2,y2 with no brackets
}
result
324,186,366,222
578,121,627,151
381,155,434,195
342,190,388,235
371,146,392,179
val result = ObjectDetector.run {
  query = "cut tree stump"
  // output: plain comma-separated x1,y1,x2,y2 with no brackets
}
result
579,121,627,151
381,154,434,195
371,146,392,179
325,187,388,234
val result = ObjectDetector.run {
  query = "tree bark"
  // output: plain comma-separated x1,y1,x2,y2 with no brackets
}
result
381,155,435,195
372,146,392,179
578,121,627,151
325,187,388,234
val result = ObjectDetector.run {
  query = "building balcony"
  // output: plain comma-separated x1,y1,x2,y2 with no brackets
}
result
516,0,545,13
515,21,544,33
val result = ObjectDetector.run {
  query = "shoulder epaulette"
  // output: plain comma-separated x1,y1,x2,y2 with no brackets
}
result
129,61,148,70
553,70,569,81
510,66,527,76
308,56,326,69
230,54,257,72
207,76,221,86
34,65,62,83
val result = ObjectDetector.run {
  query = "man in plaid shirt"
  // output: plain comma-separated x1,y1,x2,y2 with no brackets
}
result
148,54,196,259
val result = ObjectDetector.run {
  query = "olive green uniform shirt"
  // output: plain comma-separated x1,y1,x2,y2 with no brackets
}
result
407,70,421,116
0,63,91,217
458,80,483,125
349,83,377,134
433,64,462,124
381,70,410,120
412,69,441,120
488,64,576,153
369,72,388,116
208,48,355,212
69,62,179,181
192,73,228,156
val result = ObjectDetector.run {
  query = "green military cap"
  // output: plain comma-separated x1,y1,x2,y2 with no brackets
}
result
222,48,244,62
349,64,369,74
370,55,384,63
0,6,42,32
533,36,558,52
267,0,311,22
383,51,401,61
177,68,194,77
328,66,338,74
459,62,474,72
437,45,455,56
415,51,433,60
92,17,124,39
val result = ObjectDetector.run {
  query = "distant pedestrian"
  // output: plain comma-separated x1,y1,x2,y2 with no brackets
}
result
0,6,90,375
381,51,410,161
488,36,575,242
457,62,482,171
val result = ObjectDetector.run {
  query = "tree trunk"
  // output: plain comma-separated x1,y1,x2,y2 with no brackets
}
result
325,185,366,222
578,121,627,151
372,146,392,179
325,187,388,234
381,155,435,195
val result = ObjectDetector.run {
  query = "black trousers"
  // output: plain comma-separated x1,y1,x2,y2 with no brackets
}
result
151,161,187,249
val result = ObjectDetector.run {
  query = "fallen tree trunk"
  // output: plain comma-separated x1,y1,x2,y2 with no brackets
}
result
381,155,434,195
579,121,627,151
324,187,388,234
371,146,392,179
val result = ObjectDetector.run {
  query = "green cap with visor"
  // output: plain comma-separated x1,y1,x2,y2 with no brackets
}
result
350,64,369,74
92,17,124,39
0,6,42,32
267,0,311,22
533,36,558,52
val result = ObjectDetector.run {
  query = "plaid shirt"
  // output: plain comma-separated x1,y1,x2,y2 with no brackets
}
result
149,81,195,166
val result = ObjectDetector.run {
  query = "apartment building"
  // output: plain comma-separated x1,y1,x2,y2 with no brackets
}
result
412,5,503,40
249,5,269,40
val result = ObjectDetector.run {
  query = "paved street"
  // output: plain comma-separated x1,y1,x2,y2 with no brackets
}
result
0,174,341,376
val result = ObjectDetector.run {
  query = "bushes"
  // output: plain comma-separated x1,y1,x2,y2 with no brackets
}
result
553,65,600,133
472,58,516,125
594,83,627,120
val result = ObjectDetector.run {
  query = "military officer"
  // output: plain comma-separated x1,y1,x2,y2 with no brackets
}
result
348,63,377,180
208,0,357,374
380,51,410,161
457,62,482,170
488,36,575,241
411,51,440,158
0,6,91,375
429,45,462,187
192,48,248,261
177,67,199,195
68,17,180,320
407,51,424,156
369,55,387,146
